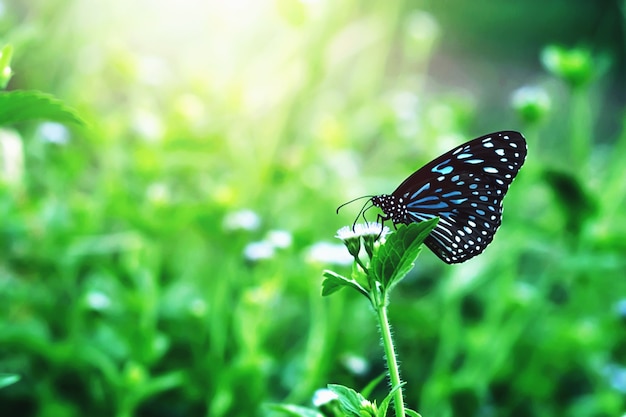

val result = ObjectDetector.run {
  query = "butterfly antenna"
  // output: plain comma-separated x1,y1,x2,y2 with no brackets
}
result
360,202,375,225
351,200,374,230
336,195,374,214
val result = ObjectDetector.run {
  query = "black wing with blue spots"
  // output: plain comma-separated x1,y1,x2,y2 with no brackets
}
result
371,131,527,264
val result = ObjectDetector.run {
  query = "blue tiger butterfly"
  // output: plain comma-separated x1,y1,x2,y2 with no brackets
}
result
366,131,527,264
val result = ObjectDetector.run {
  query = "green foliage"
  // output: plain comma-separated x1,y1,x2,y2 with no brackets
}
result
0,44,13,89
265,403,326,417
323,220,438,302
324,221,439,417
359,373,386,399
0,90,85,126
321,269,368,298
328,384,377,417
543,168,597,236
1,2,626,417
541,45,608,89
371,220,438,291
0,44,84,128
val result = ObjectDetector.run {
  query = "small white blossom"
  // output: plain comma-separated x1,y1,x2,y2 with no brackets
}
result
510,85,551,120
312,388,339,407
336,223,389,241
604,363,626,393
132,108,164,142
223,209,261,231
306,242,354,266
341,353,370,376
37,122,70,145
243,241,275,261
146,183,170,205
0,128,23,186
266,229,292,249
85,290,111,311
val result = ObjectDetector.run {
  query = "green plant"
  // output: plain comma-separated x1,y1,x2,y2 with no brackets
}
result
3,2,626,416
270,220,438,417
0,44,85,128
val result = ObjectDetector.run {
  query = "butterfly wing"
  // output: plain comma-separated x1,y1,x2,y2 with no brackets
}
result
391,131,527,263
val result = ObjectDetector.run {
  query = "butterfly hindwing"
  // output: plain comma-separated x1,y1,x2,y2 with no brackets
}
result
373,131,527,264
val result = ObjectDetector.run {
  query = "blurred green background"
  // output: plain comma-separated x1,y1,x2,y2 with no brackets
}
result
1,0,626,416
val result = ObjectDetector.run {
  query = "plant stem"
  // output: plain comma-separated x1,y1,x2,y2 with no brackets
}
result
570,87,592,172
375,293,405,417
356,257,369,275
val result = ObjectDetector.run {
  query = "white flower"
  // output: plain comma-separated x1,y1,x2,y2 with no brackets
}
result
341,353,370,376
223,209,261,231
132,108,164,142
306,242,354,266
0,128,23,186
312,388,339,407
146,183,170,205
85,290,111,311
243,241,275,261
511,85,549,104
604,363,626,393
336,223,389,241
37,122,70,145
266,229,292,249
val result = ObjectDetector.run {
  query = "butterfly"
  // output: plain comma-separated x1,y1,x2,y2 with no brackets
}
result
369,131,527,264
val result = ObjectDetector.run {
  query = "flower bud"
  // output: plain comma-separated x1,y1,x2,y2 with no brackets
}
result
511,85,551,124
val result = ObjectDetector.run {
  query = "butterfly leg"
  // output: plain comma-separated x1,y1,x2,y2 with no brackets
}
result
374,213,396,239
377,213,397,230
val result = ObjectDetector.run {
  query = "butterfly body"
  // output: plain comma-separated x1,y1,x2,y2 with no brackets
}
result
371,131,527,264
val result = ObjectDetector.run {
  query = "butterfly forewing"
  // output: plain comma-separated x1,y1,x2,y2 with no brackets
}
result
374,131,527,264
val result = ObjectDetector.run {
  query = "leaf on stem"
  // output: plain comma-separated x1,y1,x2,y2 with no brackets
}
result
376,381,406,417
327,384,376,417
360,372,386,399
0,90,86,127
371,218,439,291
322,270,368,298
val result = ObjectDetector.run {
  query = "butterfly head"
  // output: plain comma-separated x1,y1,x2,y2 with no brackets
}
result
371,194,408,226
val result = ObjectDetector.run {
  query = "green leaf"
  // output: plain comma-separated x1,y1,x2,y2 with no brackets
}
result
371,219,439,291
327,384,365,416
405,409,422,417
541,45,601,88
376,382,404,417
0,90,86,127
0,45,13,89
543,168,597,236
360,372,386,399
264,403,325,417
0,374,20,389
322,270,368,298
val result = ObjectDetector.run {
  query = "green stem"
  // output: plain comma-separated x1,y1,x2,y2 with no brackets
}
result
570,87,592,171
374,291,405,417
355,257,369,276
